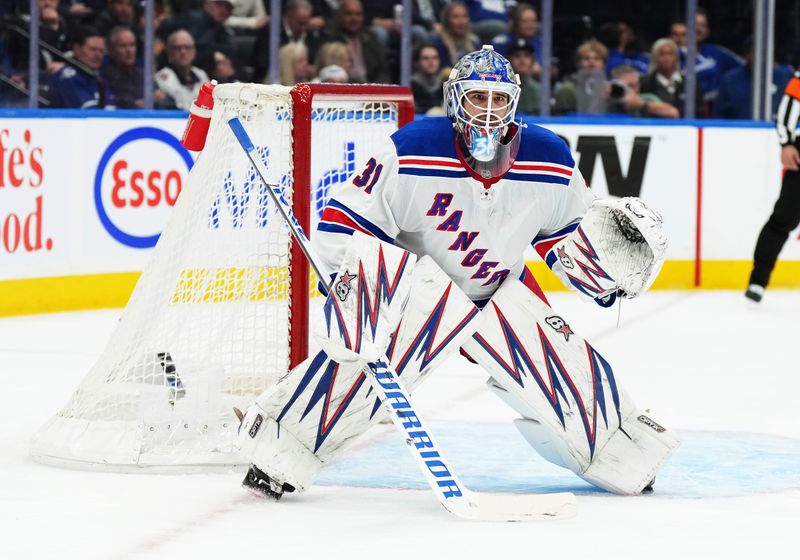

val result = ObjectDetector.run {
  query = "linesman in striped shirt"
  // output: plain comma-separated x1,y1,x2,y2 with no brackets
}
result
746,70,800,302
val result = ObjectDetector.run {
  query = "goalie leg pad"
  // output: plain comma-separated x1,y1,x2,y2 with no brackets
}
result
235,254,481,493
236,401,323,493
462,277,679,495
314,230,416,365
513,410,680,495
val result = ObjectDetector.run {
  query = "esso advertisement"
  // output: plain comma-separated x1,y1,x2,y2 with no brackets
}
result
95,127,193,249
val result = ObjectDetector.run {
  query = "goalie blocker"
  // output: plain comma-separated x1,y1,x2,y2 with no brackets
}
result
237,200,677,497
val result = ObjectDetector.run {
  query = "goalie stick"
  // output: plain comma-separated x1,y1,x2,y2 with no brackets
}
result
227,117,576,521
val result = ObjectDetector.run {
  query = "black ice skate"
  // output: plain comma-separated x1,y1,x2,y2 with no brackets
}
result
745,284,764,303
242,464,295,500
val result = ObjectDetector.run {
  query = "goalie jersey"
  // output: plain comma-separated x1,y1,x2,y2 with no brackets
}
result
315,117,596,304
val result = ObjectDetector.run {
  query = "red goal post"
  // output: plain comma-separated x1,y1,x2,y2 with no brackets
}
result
288,83,415,369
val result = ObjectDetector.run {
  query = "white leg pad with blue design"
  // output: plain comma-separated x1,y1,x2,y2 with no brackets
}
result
462,277,679,495
236,234,481,493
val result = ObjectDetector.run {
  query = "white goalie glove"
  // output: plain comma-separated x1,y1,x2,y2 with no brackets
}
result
547,197,668,302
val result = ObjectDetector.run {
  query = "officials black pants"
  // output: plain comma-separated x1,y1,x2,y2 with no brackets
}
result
749,167,800,287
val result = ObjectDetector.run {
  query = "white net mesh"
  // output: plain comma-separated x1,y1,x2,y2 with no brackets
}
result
308,99,399,231
30,84,407,471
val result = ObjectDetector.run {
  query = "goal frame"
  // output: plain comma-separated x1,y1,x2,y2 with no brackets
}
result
29,82,415,473
287,83,415,369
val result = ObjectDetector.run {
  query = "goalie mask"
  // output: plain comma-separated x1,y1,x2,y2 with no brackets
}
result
444,45,522,178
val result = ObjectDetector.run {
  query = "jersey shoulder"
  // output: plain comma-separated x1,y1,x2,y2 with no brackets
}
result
516,124,575,168
390,117,458,158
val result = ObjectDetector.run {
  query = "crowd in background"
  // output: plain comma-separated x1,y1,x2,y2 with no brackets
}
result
0,0,795,119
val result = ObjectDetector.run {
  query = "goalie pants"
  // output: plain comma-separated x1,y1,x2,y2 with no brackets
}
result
750,167,800,287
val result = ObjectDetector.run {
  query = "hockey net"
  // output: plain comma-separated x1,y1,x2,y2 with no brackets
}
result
30,83,414,471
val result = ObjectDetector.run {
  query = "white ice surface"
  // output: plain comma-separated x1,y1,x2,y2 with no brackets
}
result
1,291,799,559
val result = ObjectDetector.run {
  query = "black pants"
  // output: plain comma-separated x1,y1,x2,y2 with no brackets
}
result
750,167,800,287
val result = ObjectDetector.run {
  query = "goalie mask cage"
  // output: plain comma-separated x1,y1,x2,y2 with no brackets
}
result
30,83,414,471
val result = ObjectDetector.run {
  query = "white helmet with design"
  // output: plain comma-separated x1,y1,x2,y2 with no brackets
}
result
444,45,522,169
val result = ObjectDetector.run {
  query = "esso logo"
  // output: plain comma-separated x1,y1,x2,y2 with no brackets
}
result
94,127,194,248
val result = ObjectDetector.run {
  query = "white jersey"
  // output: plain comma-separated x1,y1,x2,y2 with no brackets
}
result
154,66,209,111
314,117,595,304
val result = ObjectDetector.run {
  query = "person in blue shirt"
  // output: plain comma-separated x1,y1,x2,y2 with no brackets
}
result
677,9,744,115
713,39,792,120
491,3,541,79
466,0,513,43
48,26,112,108
598,21,649,76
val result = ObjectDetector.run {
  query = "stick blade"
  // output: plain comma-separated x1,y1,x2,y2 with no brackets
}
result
446,491,577,522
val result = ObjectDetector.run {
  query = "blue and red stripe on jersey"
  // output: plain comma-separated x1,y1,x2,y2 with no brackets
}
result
318,199,395,243
398,156,471,179
398,156,573,185
504,161,573,185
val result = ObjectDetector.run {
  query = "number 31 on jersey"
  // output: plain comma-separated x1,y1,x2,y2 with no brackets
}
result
352,157,383,194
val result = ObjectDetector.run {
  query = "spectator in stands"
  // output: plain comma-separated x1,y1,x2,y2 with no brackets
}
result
252,0,321,83
226,0,268,32
278,42,314,85
410,0,448,42
155,29,209,110
466,0,511,44
506,37,539,115
366,1,403,49
157,0,234,62
101,26,145,107
491,3,540,60
314,64,349,83
48,25,112,107
7,0,70,87
366,1,434,49
492,3,545,81
1,44,25,107
431,1,480,73
598,21,649,75
640,37,703,118
199,49,239,83
713,38,792,120
318,0,390,83
314,41,352,80
410,43,443,114
304,0,334,31
607,64,679,119
552,39,607,115
137,0,168,40
59,0,105,25
690,9,744,113
669,22,687,48
93,0,136,38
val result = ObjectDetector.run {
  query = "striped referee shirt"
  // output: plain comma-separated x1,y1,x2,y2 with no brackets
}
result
777,70,800,145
